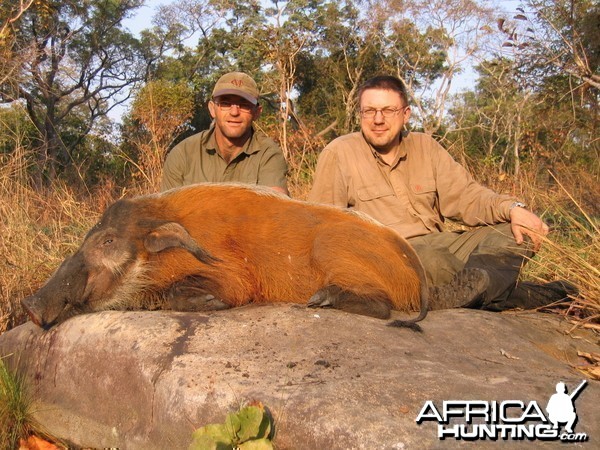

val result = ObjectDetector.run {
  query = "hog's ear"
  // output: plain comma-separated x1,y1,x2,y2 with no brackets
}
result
144,222,220,265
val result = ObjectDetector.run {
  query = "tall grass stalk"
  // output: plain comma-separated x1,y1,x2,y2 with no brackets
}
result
0,145,100,333
0,356,63,448
0,128,598,333
522,172,599,329
0,355,35,448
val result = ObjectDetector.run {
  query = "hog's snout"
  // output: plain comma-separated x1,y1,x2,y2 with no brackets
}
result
22,295,45,328
21,294,68,330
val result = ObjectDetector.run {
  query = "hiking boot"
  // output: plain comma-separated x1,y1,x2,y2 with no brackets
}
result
482,280,578,311
429,268,490,310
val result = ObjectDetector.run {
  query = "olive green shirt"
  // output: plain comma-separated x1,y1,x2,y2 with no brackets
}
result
161,125,288,192
308,131,517,239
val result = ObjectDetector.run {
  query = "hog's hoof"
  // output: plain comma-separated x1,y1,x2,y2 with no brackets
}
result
307,285,392,319
307,286,342,308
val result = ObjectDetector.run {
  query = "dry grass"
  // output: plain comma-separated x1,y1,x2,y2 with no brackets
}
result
0,140,598,334
0,148,108,333
522,173,599,330
461,154,599,328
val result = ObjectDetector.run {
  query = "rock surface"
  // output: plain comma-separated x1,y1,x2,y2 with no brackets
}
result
0,305,598,449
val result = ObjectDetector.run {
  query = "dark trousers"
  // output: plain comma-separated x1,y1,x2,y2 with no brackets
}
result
408,223,534,306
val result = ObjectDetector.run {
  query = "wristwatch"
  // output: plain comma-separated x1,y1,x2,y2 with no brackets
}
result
509,201,527,211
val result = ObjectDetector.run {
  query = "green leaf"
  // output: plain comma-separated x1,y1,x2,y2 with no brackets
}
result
190,405,274,449
236,405,272,442
189,423,234,450
238,438,275,450
224,409,242,440
188,433,218,450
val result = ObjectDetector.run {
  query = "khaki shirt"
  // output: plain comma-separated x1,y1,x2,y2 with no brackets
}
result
161,125,288,192
308,131,517,239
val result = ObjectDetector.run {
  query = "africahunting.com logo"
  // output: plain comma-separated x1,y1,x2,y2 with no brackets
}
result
416,380,589,442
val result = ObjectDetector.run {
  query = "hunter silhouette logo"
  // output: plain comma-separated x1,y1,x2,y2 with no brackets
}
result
546,380,587,434
416,379,589,442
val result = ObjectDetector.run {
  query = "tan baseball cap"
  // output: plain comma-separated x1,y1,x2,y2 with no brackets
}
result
212,72,259,105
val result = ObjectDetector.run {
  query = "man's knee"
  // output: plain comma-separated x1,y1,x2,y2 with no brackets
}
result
409,237,462,286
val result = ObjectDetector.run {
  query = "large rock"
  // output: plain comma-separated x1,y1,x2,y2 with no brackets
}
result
0,305,598,449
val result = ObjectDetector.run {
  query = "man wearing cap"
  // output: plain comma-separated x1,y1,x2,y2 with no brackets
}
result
161,72,289,195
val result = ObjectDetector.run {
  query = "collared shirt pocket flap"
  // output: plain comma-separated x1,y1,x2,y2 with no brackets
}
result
410,181,436,195
357,185,395,201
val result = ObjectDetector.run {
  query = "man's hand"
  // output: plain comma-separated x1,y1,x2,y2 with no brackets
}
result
509,206,549,251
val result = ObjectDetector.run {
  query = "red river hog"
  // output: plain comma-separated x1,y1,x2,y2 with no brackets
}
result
22,184,428,330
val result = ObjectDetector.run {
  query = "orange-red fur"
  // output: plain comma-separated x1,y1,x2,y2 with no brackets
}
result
136,184,422,312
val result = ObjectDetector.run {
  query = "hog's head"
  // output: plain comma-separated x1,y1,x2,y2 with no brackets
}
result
21,199,218,329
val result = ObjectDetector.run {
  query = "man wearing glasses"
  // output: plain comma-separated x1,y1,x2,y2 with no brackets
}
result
161,72,289,195
309,75,574,310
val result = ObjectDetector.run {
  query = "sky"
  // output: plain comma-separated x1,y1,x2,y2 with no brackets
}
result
108,2,166,122
122,1,167,35
111,0,522,124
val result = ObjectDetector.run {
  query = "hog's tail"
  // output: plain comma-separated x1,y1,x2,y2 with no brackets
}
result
387,244,429,332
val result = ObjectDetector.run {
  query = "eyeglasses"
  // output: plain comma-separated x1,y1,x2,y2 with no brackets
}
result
213,100,255,113
359,107,406,119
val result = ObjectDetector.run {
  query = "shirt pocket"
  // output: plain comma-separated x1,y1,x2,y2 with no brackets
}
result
355,184,402,226
408,180,442,233
409,181,437,207
409,180,436,194
356,184,395,201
